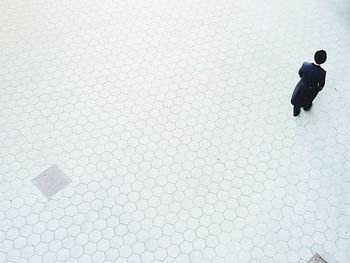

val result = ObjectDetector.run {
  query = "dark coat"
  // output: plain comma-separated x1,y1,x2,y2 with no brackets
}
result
291,62,326,106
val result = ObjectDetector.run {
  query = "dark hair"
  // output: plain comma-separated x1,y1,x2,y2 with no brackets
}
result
314,50,327,64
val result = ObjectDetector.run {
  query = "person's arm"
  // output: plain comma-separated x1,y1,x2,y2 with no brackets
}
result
318,71,326,91
298,63,305,78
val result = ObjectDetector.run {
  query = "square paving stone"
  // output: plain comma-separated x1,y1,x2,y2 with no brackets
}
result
308,254,328,263
32,165,71,199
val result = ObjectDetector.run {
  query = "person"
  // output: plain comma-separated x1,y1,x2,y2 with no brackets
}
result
291,50,327,116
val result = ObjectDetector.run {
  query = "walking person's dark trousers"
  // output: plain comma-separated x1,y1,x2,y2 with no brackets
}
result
293,106,301,116
303,102,312,111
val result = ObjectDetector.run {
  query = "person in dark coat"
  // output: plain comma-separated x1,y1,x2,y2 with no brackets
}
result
291,50,327,116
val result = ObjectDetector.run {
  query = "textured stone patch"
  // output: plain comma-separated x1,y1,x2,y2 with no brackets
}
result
308,254,328,263
32,165,71,199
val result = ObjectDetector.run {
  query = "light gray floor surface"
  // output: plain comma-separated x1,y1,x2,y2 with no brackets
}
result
0,0,349,262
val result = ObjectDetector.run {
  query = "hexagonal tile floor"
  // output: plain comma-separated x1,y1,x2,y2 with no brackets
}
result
0,0,349,262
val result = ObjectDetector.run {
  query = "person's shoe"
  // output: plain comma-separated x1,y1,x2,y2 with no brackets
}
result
303,103,312,111
293,107,300,117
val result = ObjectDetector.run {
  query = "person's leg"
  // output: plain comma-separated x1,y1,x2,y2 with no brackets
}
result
303,103,312,111
293,106,300,116
304,90,318,111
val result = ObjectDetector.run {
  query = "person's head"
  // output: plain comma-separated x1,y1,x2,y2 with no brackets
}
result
314,50,327,65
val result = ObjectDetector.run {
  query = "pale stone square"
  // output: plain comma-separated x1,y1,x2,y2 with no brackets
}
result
308,254,328,263
32,165,71,199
